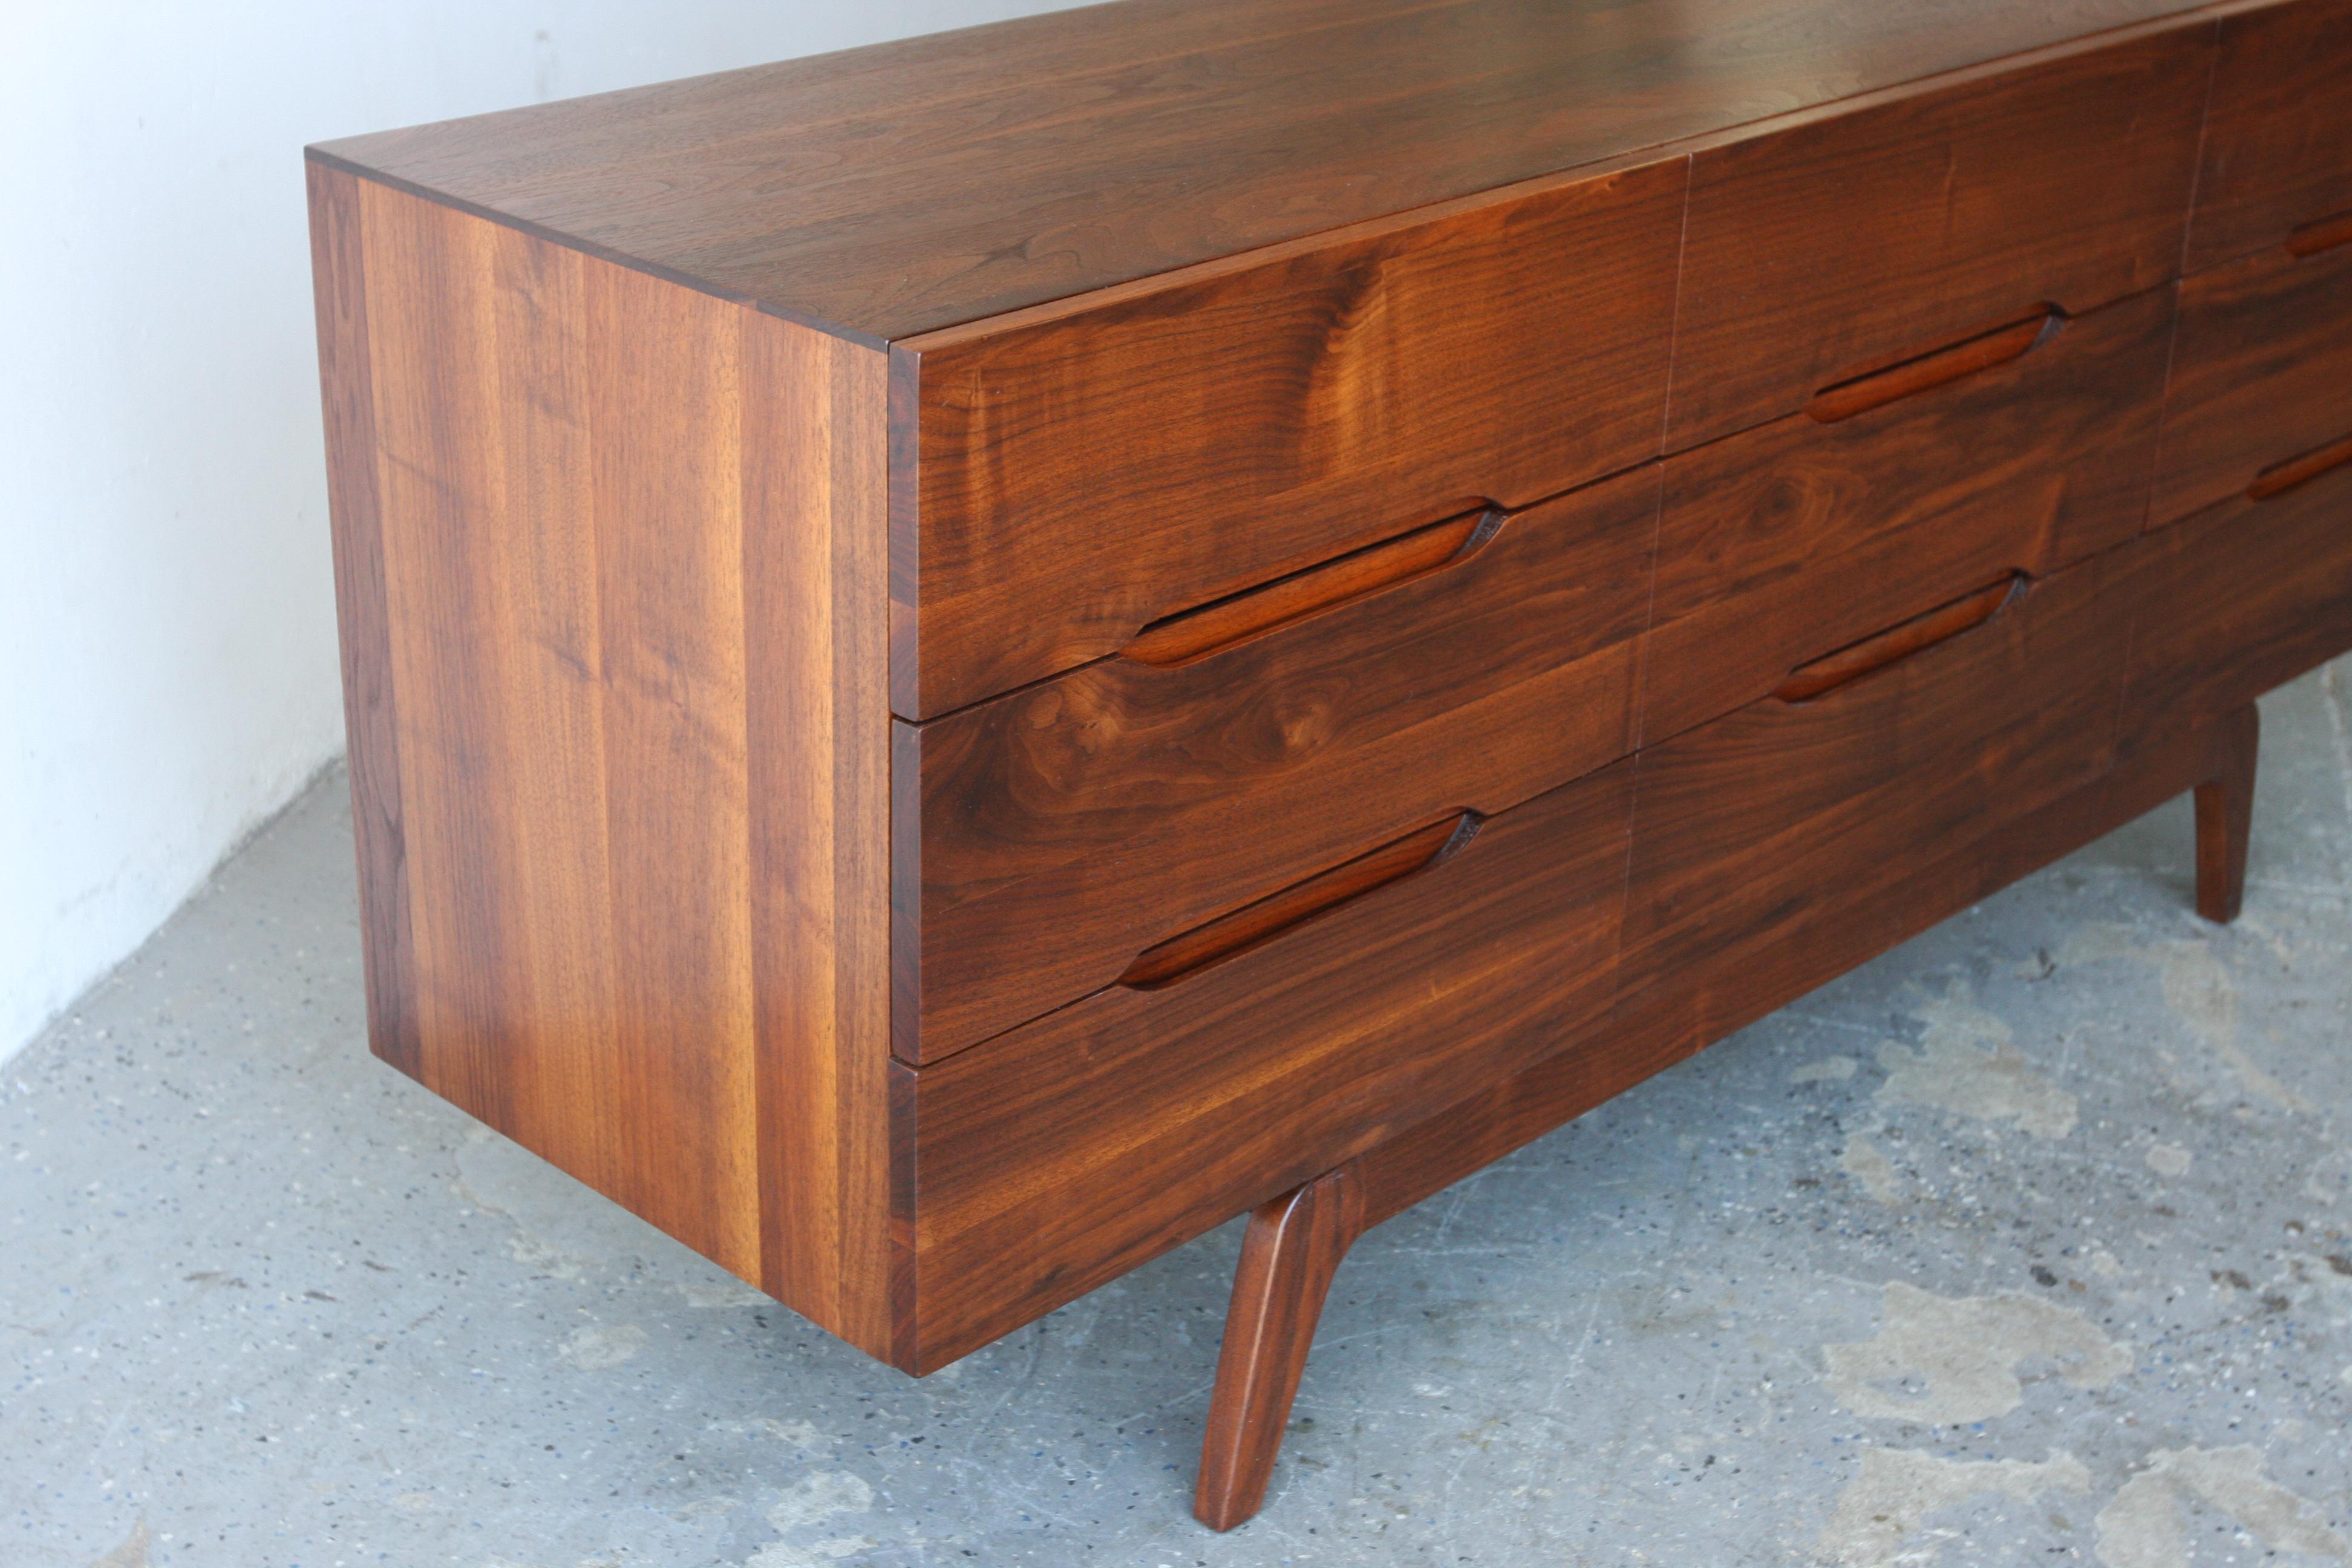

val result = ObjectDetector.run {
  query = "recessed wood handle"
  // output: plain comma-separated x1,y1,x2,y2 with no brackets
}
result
2248,431,2352,501
2287,208,2352,259
1805,309,2063,424
1117,812,1481,989
1774,575,2023,703
1122,506,1499,667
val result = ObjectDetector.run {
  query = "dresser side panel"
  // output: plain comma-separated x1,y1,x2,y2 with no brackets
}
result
315,168,893,1354
310,162,421,1080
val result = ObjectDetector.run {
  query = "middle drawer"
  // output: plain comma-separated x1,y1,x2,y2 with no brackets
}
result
1642,286,2173,745
893,463,1662,1062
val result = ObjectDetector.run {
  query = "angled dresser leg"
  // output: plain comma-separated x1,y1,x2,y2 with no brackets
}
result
1195,1160,1369,1531
2194,703,2260,924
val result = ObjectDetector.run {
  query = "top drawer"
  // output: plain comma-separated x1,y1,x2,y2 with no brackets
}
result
1666,24,2208,451
2186,0,2352,273
889,157,1687,718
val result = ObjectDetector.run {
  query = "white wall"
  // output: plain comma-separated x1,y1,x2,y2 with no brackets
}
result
0,0,1084,1065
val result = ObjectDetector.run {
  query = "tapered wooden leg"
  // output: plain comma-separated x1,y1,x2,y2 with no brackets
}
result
2194,703,2259,924
1195,1160,1368,1530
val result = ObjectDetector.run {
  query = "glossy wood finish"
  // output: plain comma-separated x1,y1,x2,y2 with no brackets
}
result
1625,550,2137,1011
890,160,1682,717
1644,287,2172,743
310,0,2352,1529
2153,237,2352,527
1665,24,2208,449
312,0,2227,344
895,467,1659,1060
892,760,1636,1371
307,168,897,1355
2185,0,2352,271
1195,1161,1368,1532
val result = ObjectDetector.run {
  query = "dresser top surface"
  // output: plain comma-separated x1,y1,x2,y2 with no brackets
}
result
312,0,2223,344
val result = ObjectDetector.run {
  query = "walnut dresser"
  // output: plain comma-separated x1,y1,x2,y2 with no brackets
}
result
305,0,2352,1529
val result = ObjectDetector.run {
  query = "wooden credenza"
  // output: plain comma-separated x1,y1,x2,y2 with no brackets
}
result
307,0,2352,1529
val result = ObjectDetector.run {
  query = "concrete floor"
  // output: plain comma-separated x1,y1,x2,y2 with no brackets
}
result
6,662,2351,1568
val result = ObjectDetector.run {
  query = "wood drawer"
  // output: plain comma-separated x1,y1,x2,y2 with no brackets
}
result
2185,0,2352,272
2153,235,2352,528
2127,462,2352,729
893,466,1659,1062
1642,287,2172,745
1666,24,2206,451
892,758,1636,1370
1623,547,2137,1005
890,156,1687,718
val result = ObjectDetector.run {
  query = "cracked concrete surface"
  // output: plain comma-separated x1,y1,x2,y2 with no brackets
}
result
5,657,2349,1567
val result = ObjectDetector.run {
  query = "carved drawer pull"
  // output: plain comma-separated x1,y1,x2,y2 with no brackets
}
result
1118,812,1482,989
2249,432,2352,501
1773,574,2024,702
1122,506,1500,667
2287,208,2352,259
1805,309,2064,424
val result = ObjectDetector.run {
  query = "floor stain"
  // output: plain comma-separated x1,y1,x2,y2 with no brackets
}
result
1838,1131,1905,1204
85,1521,150,1568
1824,1281,2129,1423
745,1471,877,1567
1817,1448,2088,1567
557,1322,646,1370
2093,1445,2351,1568
1875,980,2077,1137
2059,926,2317,1113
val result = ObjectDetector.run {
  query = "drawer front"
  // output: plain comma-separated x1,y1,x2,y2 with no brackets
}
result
894,759,1636,1370
1667,24,2206,451
2153,237,2352,528
892,156,1687,717
2127,464,2352,728
895,466,1659,1062
1624,548,2137,998
1642,287,2173,745
2185,0,2352,272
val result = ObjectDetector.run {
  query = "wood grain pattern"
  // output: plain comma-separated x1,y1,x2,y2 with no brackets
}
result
891,158,1683,717
312,0,2224,343
2126,462,2352,729
1624,549,2137,1011
310,168,896,1356
2184,0,2352,272
1667,24,2207,449
895,465,1659,1060
1642,286,2173,744
2154,236,2352,526
1194,1162,1367,1532
892,759,1637,1371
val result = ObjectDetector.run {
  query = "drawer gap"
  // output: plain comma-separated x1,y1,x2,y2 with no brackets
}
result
1118,812,1482,990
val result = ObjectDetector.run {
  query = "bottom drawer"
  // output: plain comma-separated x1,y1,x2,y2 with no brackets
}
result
2126,462,2352,730
893,759,1637,1371
1622,547,2138,1029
